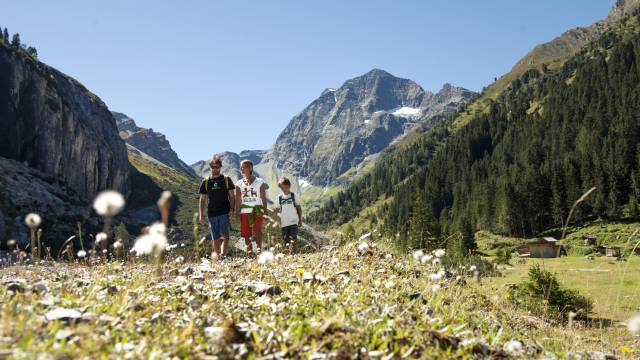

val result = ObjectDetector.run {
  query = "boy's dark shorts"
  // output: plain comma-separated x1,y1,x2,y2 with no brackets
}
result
208,214,230,240
281,225,298,243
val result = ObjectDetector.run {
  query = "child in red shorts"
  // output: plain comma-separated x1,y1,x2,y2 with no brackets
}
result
234,159,267,256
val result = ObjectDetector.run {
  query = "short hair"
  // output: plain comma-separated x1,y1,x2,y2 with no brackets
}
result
240,159,254,168
209,155,222,167
278,177,291,187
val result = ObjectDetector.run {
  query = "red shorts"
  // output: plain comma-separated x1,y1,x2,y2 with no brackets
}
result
240,213,263,238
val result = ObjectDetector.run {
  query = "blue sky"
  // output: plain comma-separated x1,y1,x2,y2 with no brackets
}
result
5,1,613,163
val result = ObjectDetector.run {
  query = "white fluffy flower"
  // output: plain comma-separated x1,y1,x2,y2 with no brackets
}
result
433,249,446,258
157,190,172,208
385,253,393,259
627,314,640,335
359,233,371,241
95,232,108,245
468,265,477,272
503,339,524,356
413,250,424,261
357,242,370,252
132,233,167,256
420,254,433,263
113,240,123,249
429,270,446,281
25,213,42,229
384,280,395,289
431,284,441,293
432,258,441,265
148,222,166,235
77,250,87,258
257,251,275,264
93,191,125,216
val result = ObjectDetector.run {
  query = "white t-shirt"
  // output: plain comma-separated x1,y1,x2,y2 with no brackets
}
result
278,192,299,227
236,177,264,214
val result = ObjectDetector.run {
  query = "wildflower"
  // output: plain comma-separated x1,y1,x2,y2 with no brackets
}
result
627,314,640,335
156,190,172,208
132,232,167,256
113,240,123,249
429,270,446,281
420,254,433,263
357,242,369,252
468,265,477,272
275,253,285,260
25,213,42,229
385,253,393,259
93,190,126,216
503,339,524,356
77,250,87,258
95,232,108,245
359,233,371,241
413,250,424,261
385,280,395,289
432,258,441,265
331,257,339,265
148,222,166,236
174,256,184,264
431,284,441,293
433,249,446,258
257,251,275,264
7,239,16,247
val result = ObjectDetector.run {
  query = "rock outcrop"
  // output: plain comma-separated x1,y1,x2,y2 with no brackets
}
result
113,112,197,178
0,42,130,201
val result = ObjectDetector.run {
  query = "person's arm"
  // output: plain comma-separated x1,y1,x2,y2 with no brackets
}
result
198,194,206,225
296,204,302,226
260,184,268,214
228,188,235,220
235,187,241,221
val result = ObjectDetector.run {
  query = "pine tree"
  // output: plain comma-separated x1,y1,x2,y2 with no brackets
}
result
11,33,20,47
2,28,7,42
459,219,477,254
26,46,37,58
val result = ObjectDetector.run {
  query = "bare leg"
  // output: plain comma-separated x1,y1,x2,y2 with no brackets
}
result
213,238,222,257
221,236,229,256
244,237,254,256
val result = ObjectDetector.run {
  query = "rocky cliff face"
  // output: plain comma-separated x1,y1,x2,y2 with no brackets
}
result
0,43,130,201
113,112,197,178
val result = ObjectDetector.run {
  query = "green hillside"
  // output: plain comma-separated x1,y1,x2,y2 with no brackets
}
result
311,13,640,249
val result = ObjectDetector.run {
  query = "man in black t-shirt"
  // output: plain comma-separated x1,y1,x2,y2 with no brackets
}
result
198,155,236,257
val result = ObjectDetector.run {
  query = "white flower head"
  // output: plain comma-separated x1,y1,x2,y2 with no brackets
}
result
257,251,275,264
385,253,393,260
384,280,395,289
413,250,424,261
77,250,87,258
95,232,108,244
503,340,524,356
359,233,371,242
432,258,441,265
113,240,123,249
431,284,441,293
25,213,42,229
93,191,125,217
433,249,446,258
132,232,167,256
157,190,172,208
627,314,640,335
357,241,370,252
429,270,446,281
420,254,434,264
468,265,477,272
148,222,167,236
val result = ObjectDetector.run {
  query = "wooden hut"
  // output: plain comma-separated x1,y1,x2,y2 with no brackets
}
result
605,246,621,257
517,237,562,258
583,233,597,246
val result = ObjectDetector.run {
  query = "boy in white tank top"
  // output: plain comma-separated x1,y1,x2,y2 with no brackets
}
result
234,159,268,256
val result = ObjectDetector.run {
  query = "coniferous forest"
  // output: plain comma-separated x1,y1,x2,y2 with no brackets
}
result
310,14,640,250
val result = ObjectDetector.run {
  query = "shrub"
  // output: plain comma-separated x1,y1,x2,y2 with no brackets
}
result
513,264,592,320
494,247,513,265
442,252,498,277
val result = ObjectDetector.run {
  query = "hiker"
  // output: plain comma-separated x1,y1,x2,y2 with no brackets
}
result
198,155,235,257
235,160,267,256
274,177,302,253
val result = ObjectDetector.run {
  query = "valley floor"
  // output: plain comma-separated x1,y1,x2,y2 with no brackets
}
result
1,242,638,359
